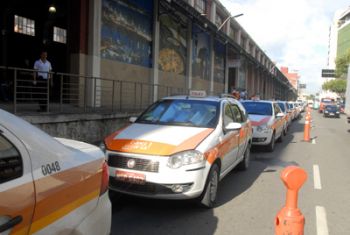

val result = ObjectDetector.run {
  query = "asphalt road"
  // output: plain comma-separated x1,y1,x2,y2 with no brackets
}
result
110,110,350,235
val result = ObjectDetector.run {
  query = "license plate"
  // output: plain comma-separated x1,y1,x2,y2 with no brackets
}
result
330,113,334,116
115,170,146,185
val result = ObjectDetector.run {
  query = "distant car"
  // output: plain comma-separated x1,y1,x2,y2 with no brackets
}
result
323,105,340,118
241,100,285,152
319,98,335,113
0,109,111,235
103,92,252,208
277,101,290,132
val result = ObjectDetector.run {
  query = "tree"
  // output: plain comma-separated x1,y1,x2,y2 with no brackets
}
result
335,48,350,78
322,79,347,98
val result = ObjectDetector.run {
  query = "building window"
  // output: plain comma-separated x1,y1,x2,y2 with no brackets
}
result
14,15,35,36
53,26,67,44
195,0,206,14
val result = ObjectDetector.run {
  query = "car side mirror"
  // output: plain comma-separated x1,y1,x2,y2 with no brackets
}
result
276,113,284,118
129,117,137,123
225,122,242,131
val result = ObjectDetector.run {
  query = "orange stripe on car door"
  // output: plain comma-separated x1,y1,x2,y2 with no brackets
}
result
28,159,103,233
205,132,239,164
0,182,35,234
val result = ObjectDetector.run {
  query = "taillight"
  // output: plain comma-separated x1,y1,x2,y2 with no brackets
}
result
100,161,109,196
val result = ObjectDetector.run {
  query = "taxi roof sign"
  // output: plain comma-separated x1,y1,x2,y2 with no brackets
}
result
189,90,207,98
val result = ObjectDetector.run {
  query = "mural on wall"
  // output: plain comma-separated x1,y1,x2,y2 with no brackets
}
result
214,40,225,83
101,0,153,67
192,25,210,80
159,8,187,75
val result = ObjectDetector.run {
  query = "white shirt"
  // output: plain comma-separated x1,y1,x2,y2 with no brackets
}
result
34,59,52,79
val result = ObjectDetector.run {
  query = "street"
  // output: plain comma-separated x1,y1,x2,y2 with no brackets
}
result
110,111,350,235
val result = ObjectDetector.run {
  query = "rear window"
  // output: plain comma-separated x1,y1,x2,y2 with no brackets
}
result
325,105,337,111
241,102,272,116
321,98,334,104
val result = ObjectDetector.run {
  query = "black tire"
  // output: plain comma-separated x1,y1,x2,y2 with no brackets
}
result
108,190,123,201
277,131,283,143
266,133,275,152
198,164,220,208
238,143,251,171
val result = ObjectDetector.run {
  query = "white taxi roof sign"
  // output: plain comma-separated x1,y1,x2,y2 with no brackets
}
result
189,90,207,98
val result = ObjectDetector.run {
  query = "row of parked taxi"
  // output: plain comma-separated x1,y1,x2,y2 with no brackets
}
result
102,92,306,208
0,92,306,234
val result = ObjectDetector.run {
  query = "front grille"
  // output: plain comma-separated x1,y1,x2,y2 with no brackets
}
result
109,177,174,195
108,154,159,173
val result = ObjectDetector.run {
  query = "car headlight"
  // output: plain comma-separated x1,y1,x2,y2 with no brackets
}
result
257,124,269,132
167,150,204,169
324,110,328,113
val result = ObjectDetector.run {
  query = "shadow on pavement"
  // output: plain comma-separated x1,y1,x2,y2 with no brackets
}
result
110,194,218,235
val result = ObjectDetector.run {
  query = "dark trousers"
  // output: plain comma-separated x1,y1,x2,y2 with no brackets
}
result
36,76,48,111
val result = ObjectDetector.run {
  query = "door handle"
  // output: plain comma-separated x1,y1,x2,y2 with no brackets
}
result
0,216,22,232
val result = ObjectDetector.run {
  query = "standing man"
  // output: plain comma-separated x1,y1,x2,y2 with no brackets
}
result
33,50,52,111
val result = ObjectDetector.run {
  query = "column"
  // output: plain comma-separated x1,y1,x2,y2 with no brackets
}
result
186,20,193,91
209,34,214,95
87,0,101,107
224,44,229,93
152,0,160,102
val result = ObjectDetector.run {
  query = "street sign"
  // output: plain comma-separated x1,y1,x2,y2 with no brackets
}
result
321,69,335,78
299,84,306,89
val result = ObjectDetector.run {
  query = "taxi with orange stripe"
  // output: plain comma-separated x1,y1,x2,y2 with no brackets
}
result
241,100,285,152
102,91,252,208
0,109,111,235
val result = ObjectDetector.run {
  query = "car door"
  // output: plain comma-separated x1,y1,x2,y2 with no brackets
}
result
273,103,284,138
0,126,35,235
219,102,240,172
230,104,247,159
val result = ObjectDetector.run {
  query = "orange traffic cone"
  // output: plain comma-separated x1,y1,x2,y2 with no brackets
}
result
303,115,311,142
275,166,307,235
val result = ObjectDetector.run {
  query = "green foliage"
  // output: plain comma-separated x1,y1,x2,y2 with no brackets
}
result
307,94,315,100
335,48,350,78
322,79,347,97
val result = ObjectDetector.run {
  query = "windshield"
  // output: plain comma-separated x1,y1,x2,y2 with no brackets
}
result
137,99,219,128
241,102,272,116
325,105,338,111
277,102,286,112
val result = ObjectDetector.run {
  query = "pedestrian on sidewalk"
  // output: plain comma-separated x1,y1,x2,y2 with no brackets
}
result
33,50,52,112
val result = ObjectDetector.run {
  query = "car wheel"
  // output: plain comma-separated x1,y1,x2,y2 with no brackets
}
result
238,143,251,171
266,133,275,152
198,164,220,208
277,130,283,143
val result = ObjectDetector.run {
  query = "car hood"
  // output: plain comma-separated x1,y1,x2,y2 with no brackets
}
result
105,123,214,156
248,115,272,126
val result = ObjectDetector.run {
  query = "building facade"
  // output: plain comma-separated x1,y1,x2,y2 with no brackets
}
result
0,0,297,111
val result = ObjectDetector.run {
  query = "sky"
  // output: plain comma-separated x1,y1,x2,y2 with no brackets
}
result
220,0,350,94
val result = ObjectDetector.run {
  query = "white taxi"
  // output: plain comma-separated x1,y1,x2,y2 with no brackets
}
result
103,92,252,208
241,100,285,152
0,109,111,235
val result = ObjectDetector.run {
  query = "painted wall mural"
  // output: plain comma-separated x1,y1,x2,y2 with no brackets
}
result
159,9,187,75
192,25,210,80
214,40,225,83
101,0,153,67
